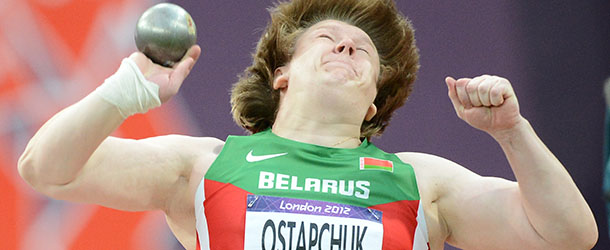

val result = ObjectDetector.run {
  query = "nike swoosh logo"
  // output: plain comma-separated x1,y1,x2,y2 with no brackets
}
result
246,150,288,162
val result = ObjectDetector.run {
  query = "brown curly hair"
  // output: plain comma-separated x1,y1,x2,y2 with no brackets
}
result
230,0,419,138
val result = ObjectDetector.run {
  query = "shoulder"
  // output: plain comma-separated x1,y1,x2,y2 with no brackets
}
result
395,152,479,181
395,151,456,167
395,152,447,197
178,136,224,188
190,137,224,176
140,134,224,153
394,152,483,248
395,151,488,198
140,134,224,166
137,134,224,207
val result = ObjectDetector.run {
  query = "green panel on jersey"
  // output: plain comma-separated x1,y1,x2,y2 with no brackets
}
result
205,130,420,207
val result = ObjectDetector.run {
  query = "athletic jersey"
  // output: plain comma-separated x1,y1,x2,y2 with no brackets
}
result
195,130,429,249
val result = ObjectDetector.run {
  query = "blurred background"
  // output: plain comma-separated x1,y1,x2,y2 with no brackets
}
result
1,0,608,249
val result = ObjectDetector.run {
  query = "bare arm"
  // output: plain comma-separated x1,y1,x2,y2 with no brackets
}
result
490,119,597,248
18,46,209,211
410,76,597,249
18,92,123,187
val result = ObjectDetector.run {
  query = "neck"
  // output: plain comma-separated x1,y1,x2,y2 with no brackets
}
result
272,110,362,148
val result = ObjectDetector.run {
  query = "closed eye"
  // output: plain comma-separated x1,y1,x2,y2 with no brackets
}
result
357,48,369,55
318,34,334,41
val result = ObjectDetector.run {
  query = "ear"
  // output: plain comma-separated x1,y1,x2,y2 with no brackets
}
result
273,66,289,90
364,103,377,121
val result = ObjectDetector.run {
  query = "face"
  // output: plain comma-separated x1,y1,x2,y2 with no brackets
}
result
274,20,380,120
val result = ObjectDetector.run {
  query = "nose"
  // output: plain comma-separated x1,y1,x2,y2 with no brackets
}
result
334,39,356,56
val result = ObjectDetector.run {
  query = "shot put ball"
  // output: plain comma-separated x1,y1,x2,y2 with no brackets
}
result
135,3,197,67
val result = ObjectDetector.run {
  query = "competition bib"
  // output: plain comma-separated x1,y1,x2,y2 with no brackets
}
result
244,195,383,250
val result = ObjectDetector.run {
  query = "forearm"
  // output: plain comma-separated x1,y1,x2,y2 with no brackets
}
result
18,93,124,187
493,118,597,247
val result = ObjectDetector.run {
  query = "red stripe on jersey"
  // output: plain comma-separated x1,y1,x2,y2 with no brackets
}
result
195,231,200,250
369,200,420,249
204,179,250,249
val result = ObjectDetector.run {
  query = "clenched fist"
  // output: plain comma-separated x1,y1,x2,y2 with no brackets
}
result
446,75,525,136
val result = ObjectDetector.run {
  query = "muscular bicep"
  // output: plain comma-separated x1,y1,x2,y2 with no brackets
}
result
436,161,549,249
400,152,549,250
44,135,222,212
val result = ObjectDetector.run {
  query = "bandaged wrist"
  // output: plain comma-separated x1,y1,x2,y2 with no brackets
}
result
94,58,162,118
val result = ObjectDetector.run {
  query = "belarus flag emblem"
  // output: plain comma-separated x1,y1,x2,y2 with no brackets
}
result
359,157,393,172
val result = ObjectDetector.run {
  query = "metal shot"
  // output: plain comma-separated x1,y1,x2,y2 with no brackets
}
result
135,3,197,67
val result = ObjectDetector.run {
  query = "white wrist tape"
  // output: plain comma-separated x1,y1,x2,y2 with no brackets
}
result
95,58,162,118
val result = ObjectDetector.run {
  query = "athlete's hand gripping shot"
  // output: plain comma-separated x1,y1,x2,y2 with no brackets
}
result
18,0,597,249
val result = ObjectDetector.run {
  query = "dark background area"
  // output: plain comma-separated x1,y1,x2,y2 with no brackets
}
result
172,0,610,249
